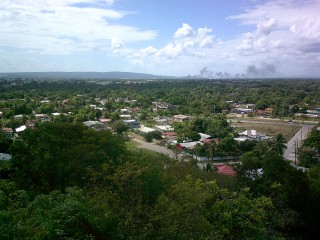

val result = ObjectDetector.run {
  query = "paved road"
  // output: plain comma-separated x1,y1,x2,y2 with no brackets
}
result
284,125,313,163
132,137,179,159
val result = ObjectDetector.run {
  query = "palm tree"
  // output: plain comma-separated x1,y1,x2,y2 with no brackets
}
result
205,140,217,161
271,134,287,155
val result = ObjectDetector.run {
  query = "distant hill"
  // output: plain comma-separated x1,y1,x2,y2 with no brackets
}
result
0,72,171,80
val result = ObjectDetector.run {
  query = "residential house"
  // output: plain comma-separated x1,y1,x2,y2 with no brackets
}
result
124,119,139,128
231,108,254,114
173,114,192,122
137,126,156,133
0,153,12,161
120,108,130,114
152,102,176,111
155,125,174,132
154,116,170,124
215,164,236,176
176,141,203,152
35,114,49,121
83,121,106,130
26,120,36,129
264,107,273,115
120,114,132,119
2,128,13,139
99,118,112,124
236,129,270,141
14,114,24,120
199,133,211,141
162,132,176,144
15,125,27,136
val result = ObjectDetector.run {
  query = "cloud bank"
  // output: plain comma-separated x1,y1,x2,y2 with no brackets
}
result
0,0,320,77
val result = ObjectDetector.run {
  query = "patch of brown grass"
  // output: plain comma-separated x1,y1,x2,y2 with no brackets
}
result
232,122,301,141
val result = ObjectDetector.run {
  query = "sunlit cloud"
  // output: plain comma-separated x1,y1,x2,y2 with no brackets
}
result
0,0,157,54
114,0,320,77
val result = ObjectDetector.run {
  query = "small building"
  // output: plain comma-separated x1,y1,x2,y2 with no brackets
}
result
255,110,265,115
120,114,132,119
155,125,174,132
0,153,12,161
137,126,156,134
154,116,170,124
129,107,142,112
83,121,106,130
232,108,254,114
99,118,112,124
14,114,24,120
201,138,219,145
264,108,273,114
162,132,176,138
199,133,211,141
52,112,61,116
152,102,176,111
173,114,191,122
26,120,36,129
35,114,49,121
15,125,27,134
215,164,236,176
177,141,203,152
240,129,257,137
124,119,139,128
2,128,13,139
120,108,130,114
162,132,177,144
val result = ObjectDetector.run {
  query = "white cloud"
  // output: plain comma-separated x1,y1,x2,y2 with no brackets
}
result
121,23,216,61
174,23,195,38
111,38,124,50
0,0,156,54
138,46,158,58
257,18,277,35
156,44,183,58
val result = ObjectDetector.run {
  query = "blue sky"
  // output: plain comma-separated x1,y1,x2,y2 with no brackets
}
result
0,0,320,77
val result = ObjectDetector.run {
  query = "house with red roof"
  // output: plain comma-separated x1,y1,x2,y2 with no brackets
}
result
215,164,236,176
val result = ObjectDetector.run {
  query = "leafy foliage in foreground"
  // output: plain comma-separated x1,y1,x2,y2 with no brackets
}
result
0,123,320,239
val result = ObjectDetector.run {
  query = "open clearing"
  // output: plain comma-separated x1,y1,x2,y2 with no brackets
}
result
231,122,301,141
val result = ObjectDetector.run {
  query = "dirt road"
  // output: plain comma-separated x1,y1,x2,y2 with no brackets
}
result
132,137,179,159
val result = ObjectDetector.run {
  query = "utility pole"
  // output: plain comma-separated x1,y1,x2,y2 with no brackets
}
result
294,140,297,165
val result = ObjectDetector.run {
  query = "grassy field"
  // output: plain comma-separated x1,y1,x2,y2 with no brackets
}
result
231,122,301,141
